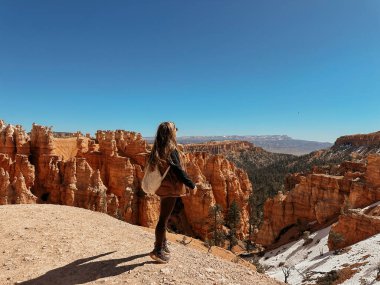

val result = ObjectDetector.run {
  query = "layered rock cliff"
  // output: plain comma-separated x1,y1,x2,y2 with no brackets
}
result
334,131,380,148
255,154,380,247
0,120,252,241
328,203,380,251
184,140,256,155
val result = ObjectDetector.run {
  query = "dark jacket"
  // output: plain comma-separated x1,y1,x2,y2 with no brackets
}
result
155,149,196,197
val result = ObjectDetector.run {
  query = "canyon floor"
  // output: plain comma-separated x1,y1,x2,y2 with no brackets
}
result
0,204,282,285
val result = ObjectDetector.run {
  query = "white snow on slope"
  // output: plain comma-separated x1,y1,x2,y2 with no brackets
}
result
260,226,380,285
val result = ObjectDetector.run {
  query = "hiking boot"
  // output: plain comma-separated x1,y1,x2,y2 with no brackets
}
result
163,240,170,254
149,247,170,264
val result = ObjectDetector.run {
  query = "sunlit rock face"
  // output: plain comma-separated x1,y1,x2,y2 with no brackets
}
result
0,120,253,241
328,204,380,251
334,131,380,148
255,154,380,247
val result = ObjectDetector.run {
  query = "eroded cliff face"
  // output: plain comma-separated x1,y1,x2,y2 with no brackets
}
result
334,131,380,148
0,121,36,205
255,154,380,247
0,120,30,159
0,120,252,241
182,152,251,239
184,141,256,155
328,204,380,251
325,154,380,251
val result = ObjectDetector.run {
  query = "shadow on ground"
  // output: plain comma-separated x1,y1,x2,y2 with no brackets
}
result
19,252,155,285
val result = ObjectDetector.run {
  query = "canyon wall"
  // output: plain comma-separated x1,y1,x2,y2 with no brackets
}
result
0,120,252,241
334,131,380,148
328,203,380,250
255,154,380,247
184,141,257,155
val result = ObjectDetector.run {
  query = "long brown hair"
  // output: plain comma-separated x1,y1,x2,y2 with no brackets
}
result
148,121,182,169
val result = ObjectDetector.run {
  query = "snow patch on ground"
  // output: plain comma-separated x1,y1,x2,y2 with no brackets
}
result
260,225,380,284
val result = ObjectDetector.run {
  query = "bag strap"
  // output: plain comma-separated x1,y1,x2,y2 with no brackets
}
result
161,166,171,181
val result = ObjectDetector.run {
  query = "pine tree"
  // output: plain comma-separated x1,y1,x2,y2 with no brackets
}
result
227,200,241,250
208,204,225,247
329,231,345,254
246,191,262,251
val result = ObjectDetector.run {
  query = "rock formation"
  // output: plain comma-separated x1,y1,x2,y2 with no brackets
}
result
0,120,30,158
255,154,380,247
328,204,380,250
334,131,380,148
182,152,251,239
184,140,256,155
0,153,36,205
0,120,252,242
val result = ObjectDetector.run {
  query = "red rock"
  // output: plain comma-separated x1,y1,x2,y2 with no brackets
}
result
0,153,36,205
0,121,30,159
365,154,380,188
335,131,380,147
181,152,251,239
14,155,35,190
328,205,380,250
30,124,55,156
96,131,118,157
0,121,253,242
256,154,380,247
184,140,256,155
115,130,148,166
139,194,161,228
0,167,11,204
12,173,37,204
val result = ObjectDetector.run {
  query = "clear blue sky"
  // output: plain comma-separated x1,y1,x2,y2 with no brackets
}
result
1,1,379,142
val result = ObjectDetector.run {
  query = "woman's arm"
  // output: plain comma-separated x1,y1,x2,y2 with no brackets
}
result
169,150,196,189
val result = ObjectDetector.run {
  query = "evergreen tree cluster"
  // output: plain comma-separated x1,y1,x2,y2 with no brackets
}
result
226,147,351,219
203,144,353,251
207,200,243,251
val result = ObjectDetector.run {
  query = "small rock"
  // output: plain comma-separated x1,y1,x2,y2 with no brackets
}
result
205,267,216,273
160,268,171,275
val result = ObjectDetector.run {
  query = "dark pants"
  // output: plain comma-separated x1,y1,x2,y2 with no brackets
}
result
155,197,177,248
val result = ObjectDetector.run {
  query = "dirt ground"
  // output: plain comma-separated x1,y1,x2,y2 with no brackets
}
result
0,204,282,285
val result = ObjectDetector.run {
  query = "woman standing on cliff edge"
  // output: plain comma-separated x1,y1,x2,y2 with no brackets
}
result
148,121,197,263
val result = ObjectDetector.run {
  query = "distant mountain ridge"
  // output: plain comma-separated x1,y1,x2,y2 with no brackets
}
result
144,135,333,155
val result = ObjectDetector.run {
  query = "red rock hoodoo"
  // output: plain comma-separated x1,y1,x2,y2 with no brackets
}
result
0,120,252,241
